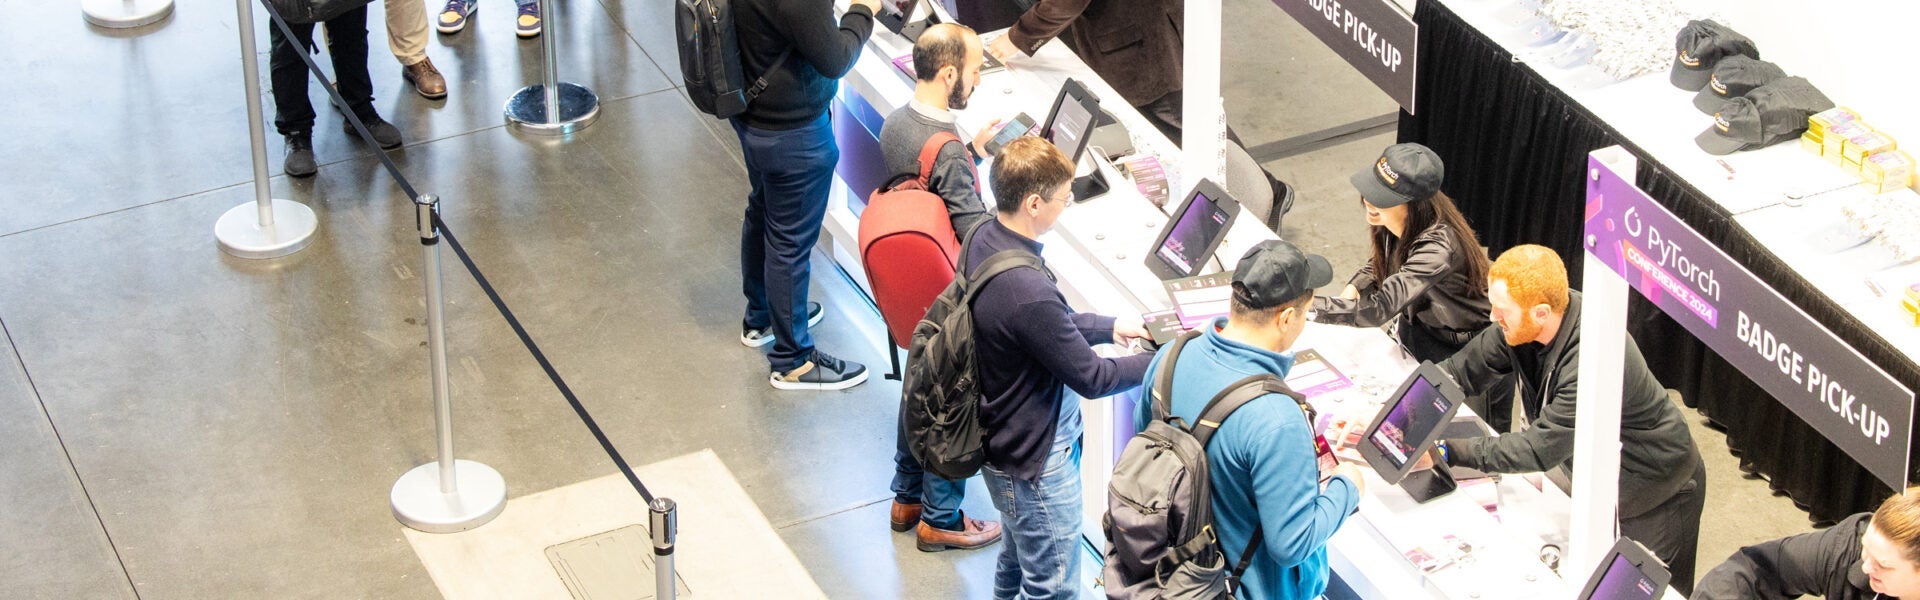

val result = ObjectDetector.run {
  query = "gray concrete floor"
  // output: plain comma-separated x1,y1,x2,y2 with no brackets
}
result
0,0,1817,597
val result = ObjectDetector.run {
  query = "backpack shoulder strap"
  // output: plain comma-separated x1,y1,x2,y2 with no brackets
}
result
1188,374,1285,448
916,131,966,182
959,250,1044,305
1148,329,1204,423
743,48,792,105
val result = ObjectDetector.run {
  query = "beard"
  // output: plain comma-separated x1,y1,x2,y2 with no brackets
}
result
948,79,972,110
1502,312,1543,346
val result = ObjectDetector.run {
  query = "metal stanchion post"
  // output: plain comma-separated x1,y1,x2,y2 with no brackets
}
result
82,0,173,28
504,0,600,134
390,195,508,533
650,498,678,600
215,0,317,259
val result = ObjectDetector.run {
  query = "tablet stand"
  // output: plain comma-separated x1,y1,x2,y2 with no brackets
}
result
1401,446,1459,503
1072,169,1109,202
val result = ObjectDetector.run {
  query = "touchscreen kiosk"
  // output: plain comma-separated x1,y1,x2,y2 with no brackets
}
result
1041,78,1108,200
1576,538,1671,600
877,0,932,40
1145,179,1240,280
1357,362,1467,503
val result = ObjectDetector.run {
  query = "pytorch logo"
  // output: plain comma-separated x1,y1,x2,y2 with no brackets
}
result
1375,157,1400,186
1678,50,1700,67
1714,113,1731,132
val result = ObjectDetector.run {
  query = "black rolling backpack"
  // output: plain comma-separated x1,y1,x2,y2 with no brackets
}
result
673,0,789,118
1103,329,1313,599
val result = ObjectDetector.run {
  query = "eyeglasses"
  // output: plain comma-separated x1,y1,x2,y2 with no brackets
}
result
1050,188,1074,204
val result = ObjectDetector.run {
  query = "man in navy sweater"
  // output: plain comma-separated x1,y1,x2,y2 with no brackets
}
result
1135,240,1367,600
968,136,1153,599
730,0,881,390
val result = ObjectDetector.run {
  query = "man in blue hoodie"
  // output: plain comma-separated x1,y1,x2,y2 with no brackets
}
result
1135,239,1367,599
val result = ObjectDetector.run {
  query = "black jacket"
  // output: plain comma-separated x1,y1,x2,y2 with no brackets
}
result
1691,513,1887,600
1439,291,1701,519
952,0,1183,107
731,0,874,130
1313,223,1491,351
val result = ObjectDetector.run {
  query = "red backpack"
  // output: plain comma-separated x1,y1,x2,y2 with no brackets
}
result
857,131,976,379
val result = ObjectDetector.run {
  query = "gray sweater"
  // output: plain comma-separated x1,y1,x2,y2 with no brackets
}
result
877,100,989,236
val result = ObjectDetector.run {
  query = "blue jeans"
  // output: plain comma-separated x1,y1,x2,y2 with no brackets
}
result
730,114,837,372
983,441,1083,600
892,404,966,530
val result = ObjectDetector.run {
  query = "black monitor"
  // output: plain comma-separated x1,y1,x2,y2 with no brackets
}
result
1576,538,1672,600
1041,79,1109,200
1358,362,1467,503
877,0,935,41
1145,178,1240,280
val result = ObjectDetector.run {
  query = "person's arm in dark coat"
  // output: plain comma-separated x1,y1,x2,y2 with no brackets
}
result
1691,514,1867,599
774,0,874,78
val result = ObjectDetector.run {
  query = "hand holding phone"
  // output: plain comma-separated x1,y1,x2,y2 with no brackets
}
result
982,112,1036,156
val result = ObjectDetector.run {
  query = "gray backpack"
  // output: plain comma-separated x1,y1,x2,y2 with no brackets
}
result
1102,330,1311,599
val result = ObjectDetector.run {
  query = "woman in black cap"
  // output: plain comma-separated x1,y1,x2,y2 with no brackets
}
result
1313,143,1508,427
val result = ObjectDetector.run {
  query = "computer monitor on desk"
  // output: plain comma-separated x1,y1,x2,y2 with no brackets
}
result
1041,78,1108,201
1576,537,1672,600
1357,362,1467,503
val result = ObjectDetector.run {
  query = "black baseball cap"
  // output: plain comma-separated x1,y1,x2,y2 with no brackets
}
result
1350,143,1444,209
1670,20,1759,91
1232,240,1333,309
1692,56,1786,114
1695,77,1834,155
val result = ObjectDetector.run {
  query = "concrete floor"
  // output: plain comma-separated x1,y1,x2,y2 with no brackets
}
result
1,0,1818,597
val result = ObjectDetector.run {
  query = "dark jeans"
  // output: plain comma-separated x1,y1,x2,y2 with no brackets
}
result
892,404,966,530
1621,456,1707,596
731,114,837,372
268,6,377,137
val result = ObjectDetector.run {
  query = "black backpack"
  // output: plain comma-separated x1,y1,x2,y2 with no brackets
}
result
1102,330,1313,599
673,0,790,118
903,226,1047,480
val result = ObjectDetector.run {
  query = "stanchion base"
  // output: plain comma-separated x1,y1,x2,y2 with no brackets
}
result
215,199,317,259
504,83,600,135
391,460,507,534
82,0,174,28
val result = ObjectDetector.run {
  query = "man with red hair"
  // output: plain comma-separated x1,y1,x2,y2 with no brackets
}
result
1434,244,1709,594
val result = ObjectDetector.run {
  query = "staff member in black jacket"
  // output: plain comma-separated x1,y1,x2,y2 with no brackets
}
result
1694,488,1920,599
730,0,881,390
1311,144,1506,429
1434,245,1709,595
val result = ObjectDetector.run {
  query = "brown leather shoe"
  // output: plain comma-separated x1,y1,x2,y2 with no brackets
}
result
915,516,1002,552
403,57,448,100
889,500,922,532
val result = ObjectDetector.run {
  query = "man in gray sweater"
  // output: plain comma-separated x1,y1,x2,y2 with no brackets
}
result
877,23,998,237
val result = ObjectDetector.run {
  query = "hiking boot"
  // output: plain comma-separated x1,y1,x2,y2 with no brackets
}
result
770,350,868,391
344,113,403,149
890,500,923,533
403,57,447,100
741,302,823,347
916,516,1003,552
437,0,474,34
284,134,316,178
515,3,541,38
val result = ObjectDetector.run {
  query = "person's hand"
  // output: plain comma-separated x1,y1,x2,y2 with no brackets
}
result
1340,284,1360,300
1325,416,1366,451
1331,463,1368,496
988,34,1020,63
972,119,1003,156
1113,316,1150,346
850,0,882,16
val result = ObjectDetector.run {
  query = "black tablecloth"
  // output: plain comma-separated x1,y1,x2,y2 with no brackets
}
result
1397,0,1920,525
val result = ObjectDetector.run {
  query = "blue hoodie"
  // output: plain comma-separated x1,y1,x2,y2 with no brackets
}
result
1132,318,1362,600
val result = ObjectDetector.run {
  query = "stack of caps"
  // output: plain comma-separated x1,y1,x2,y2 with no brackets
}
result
1694,77,1834,156
1904,284,1920,327
1804,108,1912,194
1672,20,1837,156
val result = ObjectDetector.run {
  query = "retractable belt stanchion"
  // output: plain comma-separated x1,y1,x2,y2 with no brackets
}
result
504,0,599,134
390,195,508,533
650,498,677,600
82,0,173,28
215,0,317,259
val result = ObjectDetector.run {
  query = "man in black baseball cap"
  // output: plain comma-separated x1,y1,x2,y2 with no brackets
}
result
1696,77,1834,155
1233,239,1335,311
1350,143,1444,209
1692,56,1786,115
1671,19,1759,91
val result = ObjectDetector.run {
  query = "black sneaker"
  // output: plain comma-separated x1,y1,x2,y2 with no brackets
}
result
284,134,316,178
345,114,404,149
771,350,869,391
740,302,824,347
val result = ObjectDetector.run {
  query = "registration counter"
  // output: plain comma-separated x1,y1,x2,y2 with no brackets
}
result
817,4,1677,597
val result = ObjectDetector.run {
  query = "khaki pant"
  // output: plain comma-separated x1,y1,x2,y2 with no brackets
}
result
383,0,429,66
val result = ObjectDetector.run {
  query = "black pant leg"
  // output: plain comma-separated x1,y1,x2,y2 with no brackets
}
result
1620,458,1707,596
268,19,319,136
322,6,377,122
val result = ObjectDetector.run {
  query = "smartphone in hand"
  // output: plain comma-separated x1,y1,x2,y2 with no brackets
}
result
983,112,1036,155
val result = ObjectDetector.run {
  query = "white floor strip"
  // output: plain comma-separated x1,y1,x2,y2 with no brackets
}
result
405,449,825,599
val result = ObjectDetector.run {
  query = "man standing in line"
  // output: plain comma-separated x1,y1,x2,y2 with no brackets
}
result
731,0,881,390
382,0,448,99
